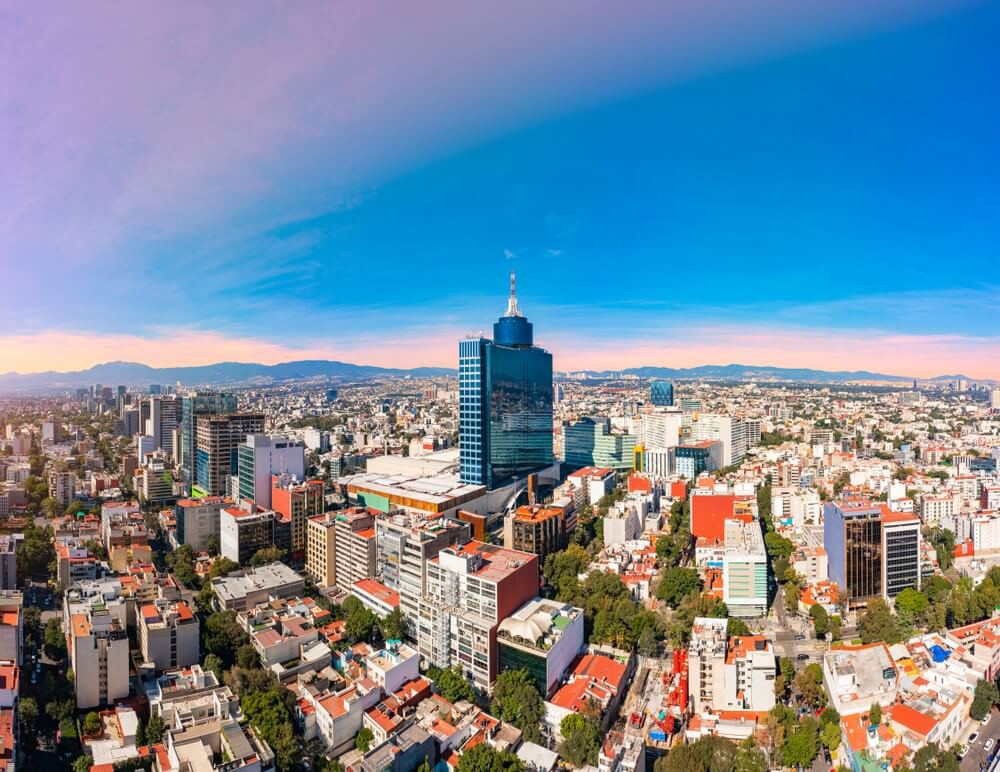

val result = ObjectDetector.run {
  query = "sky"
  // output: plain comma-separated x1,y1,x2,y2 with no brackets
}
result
2,0,999,378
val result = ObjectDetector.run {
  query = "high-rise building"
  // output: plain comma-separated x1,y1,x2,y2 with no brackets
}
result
562,417,636,471
675,440,722,479
174,497,226,553
69,601,129,708
459,273,553,489
882,509,921,599
688,617,775,716
722,519,768,618
180,391,237,495
824,498,883,607
305,512,338,588
333,508,378,590
48,469,76,508
691,414,748,468
195,413,265,497
220,507,276,564
137,599,200,672
504,505,565,564
649,381,674,407
236,435,305,509
271,476,324,554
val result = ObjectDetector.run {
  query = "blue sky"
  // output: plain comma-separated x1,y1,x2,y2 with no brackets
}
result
2,0,998,376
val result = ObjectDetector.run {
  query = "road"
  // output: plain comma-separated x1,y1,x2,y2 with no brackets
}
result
766,594,829,666
962,709,1000,772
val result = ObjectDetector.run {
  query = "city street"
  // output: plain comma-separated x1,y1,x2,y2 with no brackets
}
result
962,709,1000,772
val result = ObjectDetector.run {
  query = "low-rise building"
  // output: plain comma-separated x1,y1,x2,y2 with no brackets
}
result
211,563,305,612
497,598,584,697
138,599,200,672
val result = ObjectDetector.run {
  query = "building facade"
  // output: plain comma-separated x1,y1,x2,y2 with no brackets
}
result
824,499,883,607
196,414,266,497
180,391,237,495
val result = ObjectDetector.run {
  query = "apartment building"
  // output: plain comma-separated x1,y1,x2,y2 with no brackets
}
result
220,507,276,564
334,508,378,590
174,496,226,553
881,508,921,599
48,469,76,508
305,512,338,588
0,539,17,591
722,518,768,618
138,599,200,672
0,593,21,666
270,475,323,554
687,617,775,720
418,541,538,691
69,602,130,708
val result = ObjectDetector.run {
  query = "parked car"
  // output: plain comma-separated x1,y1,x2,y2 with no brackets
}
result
982,713,992,726
795,634,806,640
797,653,810,660
985,738,995,752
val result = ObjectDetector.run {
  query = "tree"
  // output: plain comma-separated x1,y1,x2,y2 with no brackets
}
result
379,607,407,641
83,711,103,736
971,678,999,720
355,726,374,753
236,643,260,670
656,567,701,607
727,618,751,637
869,702,882,726
41,496,62,518
559,713,601,767
781,717,819,768
145,714,165,744
655,734,765,772
821,721,841,752
250,545,285,566
456,744,524,772
18,697,38,736
209,557,240,578
74,757,95,772
809,604,829,637
203,611,250,667
242,687,299,771
45,698,75,722
345,603,378,643
204,653,224,680
858,598,901,644
43,618,67,660
792,664,826,710
428,666,477,704
492,669,544,744
205,535,220,556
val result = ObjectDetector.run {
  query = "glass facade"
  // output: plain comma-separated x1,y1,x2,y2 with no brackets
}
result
884,527,919,598
180,391,236,495
459,278,553,489
845,515,882,602
650,380,674,407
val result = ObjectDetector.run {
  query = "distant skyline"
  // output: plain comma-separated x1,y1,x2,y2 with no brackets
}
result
3,1,999,378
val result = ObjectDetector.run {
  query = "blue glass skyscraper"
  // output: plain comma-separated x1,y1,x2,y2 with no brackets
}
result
459,274,553,489
650,380,674,407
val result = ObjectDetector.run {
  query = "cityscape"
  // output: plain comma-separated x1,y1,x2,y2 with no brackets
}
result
3,4,1000,772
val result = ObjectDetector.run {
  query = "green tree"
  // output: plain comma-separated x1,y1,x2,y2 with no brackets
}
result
559,714,601,767
236,643,260,670
242,687,299,771
656,567,702,606
83,711,103,736
491,669,544,744
355,726,374,753
726,617,751,636
781,717,819,767
45,698,75,722
43,618,67,660
203,653,224,681
970,678,999,720
146,714,165,744
809,604,829,637
74,757,95,772
428,665,477,704
379,607,407,641
18,696,38,736
456,743,525,772
821,721,841,752
869,702,882,726
792,664,827,710
858,598,901,644
250,545,286,566
202,611,250,667
209,557,240,578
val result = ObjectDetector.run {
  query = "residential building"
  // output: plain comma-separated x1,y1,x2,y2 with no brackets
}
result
351,579,400,618
0,593,21,665
56,543,100,589
376,512,470,630
638,410,683,452
459,274,554,489
821,643,897,716
69,601,130,708
688,617,775,720
236,435,305,510
196,413,266,497
241,596,331,681
210,562,305,612
271,476,324,554
138,599,200,672
675,441,722,479
497,598,584,697
365,640,420,693
138,457,176,505
722,518,768,618
334,508,378,589
0,540,17,591
305,512,338,588
148,664,243,731
419,540,538,691
174,496,226,553
690,415,748,468
48,469,76,508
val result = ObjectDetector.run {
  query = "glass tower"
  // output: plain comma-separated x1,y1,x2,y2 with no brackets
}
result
459,274,553,489
650,380,674,407
180,391,237,495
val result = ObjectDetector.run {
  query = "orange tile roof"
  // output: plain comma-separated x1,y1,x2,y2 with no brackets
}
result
889,703,936,737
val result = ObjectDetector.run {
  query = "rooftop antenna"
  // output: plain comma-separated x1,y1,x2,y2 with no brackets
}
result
504,271,523,318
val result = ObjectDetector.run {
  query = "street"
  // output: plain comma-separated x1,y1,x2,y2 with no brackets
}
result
962,709,1000,772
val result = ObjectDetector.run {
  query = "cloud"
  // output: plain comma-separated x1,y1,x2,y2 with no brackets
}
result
547,248,562,257
504,248,517,260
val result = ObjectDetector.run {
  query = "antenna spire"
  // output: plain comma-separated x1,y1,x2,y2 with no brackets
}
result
504,271,523,317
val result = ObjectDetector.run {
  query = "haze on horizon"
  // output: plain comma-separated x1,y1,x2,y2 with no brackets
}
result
2,1,999,378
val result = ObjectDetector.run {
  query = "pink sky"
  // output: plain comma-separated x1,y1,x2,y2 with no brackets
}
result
3,325,997,380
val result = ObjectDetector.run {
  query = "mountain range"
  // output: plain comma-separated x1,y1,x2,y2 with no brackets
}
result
0,359,983,391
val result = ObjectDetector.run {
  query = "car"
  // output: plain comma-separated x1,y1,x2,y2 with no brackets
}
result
985,738,995,752
970,733,979,745
795,634,806,640
797,653,810,660
982,714,992,726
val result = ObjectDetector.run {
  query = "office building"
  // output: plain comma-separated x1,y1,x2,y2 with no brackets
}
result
376,512,470,629
675,441,722,480
333,508,377,590
138,599,200,672
691,415,748,468
237,435,305,510
562,417,636,471
504,505,565,564
459,273,554,489
220,507,276,564
195,413,265,497
497,598,584,697
174,496,226,553
649,381,674,407
42,418,62,444
882,508,921,599
271,476,324,555
638,410,683,451
824,498,883,607
418,541,538,691
180,391,237,495
305,512,338,588
210,562,305,612
48,469,76,508
722,519,768,618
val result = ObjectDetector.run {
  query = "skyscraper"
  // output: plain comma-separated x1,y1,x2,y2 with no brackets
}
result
459,274,553,489
650,380,674,407
824,498,883,607
196,413,265,497
180,391,238,495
